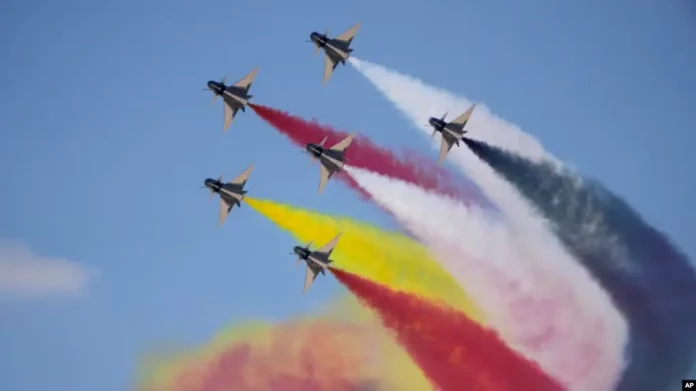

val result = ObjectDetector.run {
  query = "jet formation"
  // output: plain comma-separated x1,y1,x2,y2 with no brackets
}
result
199,22,478,293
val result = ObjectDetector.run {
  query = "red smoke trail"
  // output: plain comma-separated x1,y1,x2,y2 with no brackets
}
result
249,103,475,203
330,268,564,391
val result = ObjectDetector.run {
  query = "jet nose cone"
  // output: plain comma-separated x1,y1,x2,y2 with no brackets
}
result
307,144,322,157
206,81,215,89
203,178,213,187
309,32,323,45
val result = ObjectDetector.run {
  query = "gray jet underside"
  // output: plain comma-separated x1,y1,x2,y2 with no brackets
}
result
319,23,360,84
216,165,253,226
435,104,477,165
221,67,258,131
315,133,355,193
301,234,341,294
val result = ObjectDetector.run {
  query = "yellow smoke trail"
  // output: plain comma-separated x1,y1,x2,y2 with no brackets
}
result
244,197,482,322
137,295,432,391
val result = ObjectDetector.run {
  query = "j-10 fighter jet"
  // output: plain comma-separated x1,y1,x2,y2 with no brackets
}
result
291,234,341,294
308,22,360,85
304,133,355,193
427,104,477,165
205,67,258,132
202,165,253,226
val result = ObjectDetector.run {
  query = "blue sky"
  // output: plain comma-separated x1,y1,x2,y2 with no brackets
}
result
0,0,694,390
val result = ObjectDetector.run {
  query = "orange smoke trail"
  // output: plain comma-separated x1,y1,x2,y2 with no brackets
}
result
137,298,432,391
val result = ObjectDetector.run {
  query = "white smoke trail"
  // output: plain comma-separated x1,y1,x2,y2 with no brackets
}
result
347,58,640,277
350,58,628,322
345,165,626,391
348,57,630,387
348,57,562,227
348,57,555,164
349,57,630,389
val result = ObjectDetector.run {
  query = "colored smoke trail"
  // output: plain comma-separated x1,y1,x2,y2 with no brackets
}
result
243,197,483,323
349,57,628,388
331,268,564,391
249,103,477,203
137,296,432,391
463,137,696,390
344,165,625,390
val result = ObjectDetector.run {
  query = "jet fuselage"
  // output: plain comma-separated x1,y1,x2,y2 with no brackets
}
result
204,178,222,193
207,81,225,96
294,246,311,260
294,245,327,275
306,143,324,159
204,178,247,200
310,32,328,48
428,117,446,132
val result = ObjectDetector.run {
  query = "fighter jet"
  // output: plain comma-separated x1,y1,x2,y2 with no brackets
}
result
291,234,341,294
205,67,258,132
202,165,253,226
427,104,477,165
304,133,355,193
308,22,360,85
